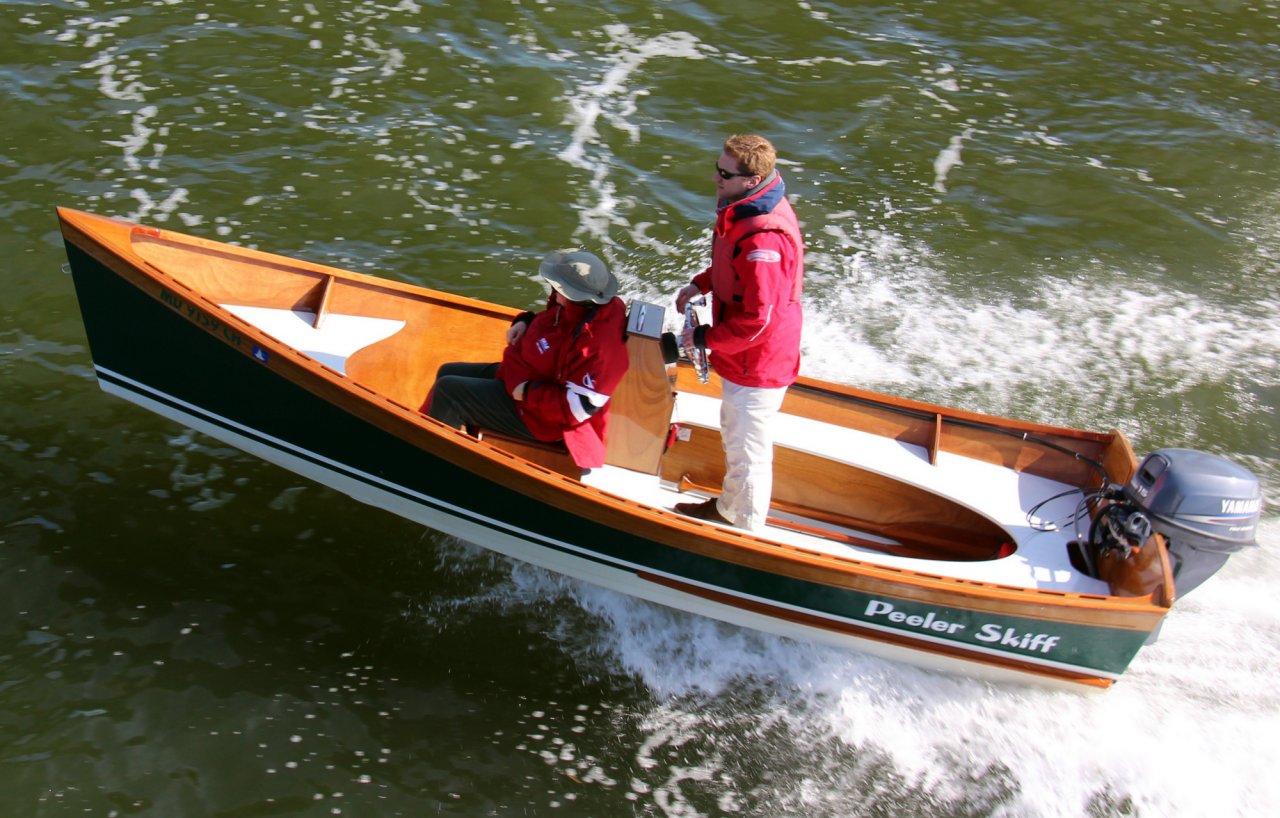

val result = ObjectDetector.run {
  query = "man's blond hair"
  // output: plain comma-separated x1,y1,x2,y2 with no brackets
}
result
723,134,777,177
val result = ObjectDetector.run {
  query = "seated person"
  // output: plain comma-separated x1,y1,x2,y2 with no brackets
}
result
424,249,630,470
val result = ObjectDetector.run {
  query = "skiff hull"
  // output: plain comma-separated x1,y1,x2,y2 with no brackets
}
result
59,208,1177,689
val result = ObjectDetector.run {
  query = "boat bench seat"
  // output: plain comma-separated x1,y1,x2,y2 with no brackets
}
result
473,427,582,479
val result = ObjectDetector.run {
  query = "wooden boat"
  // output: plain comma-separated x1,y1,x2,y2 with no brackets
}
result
58,208,1262,689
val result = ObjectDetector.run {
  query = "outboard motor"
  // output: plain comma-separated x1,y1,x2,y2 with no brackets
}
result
1088,448,1262,596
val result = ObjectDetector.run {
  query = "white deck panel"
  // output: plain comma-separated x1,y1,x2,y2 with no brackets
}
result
223,305,405,375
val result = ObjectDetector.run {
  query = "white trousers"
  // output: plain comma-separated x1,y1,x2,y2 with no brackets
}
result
715,380,788,531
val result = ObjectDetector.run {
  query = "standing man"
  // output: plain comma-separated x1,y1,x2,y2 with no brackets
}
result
673,134,805,531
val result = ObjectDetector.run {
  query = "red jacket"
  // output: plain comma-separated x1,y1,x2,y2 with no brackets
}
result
498,296,630,468
692,173,804,389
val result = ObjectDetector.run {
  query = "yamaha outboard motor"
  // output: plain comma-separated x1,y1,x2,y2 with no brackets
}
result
1088,448,1262,596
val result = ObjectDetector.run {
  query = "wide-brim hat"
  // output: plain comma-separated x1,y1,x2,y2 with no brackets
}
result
538,249,619,305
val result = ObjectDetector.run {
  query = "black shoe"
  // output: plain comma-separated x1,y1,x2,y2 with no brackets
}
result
673,498,733,525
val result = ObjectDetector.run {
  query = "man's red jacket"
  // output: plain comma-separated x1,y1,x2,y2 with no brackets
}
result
499,295,630,468
692,172,804,389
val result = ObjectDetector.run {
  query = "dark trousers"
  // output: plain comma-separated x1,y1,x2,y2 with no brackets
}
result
425,362,537,440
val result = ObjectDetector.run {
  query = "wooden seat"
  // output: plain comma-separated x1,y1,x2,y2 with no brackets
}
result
474,428,582,478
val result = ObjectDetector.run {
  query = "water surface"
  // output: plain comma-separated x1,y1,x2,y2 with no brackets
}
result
2,1,1278,816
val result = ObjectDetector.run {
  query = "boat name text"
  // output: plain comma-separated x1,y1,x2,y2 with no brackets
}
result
864,600,1062,654
864,600,965,634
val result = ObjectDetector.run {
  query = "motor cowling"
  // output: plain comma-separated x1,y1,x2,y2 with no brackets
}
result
1122,448,1263,595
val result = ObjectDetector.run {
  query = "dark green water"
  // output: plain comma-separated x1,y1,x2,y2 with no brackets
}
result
2,1,1278,816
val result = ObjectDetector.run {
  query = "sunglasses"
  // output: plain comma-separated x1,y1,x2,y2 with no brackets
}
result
714,163,755,180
